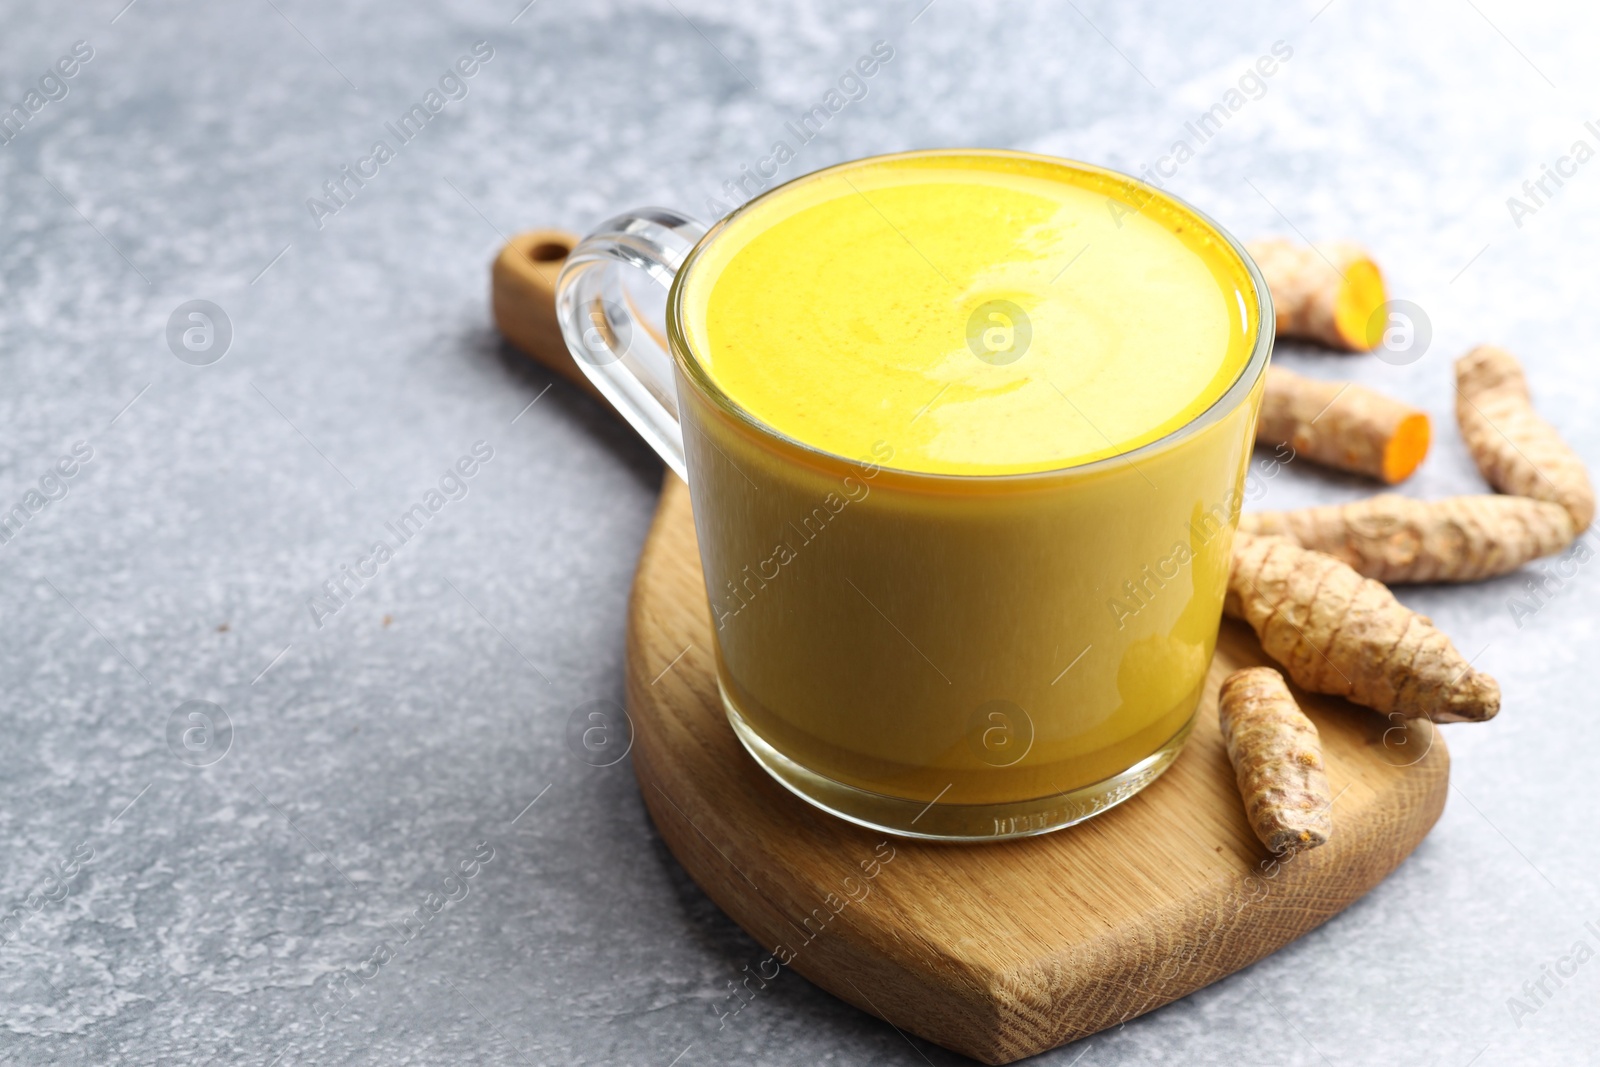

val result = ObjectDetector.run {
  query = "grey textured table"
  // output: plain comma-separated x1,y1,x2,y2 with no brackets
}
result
2,1,1596,1063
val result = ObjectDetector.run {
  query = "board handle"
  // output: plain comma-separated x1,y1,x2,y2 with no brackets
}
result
491,229,621,411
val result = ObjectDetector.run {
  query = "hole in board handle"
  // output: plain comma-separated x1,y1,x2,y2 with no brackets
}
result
529,241,570,263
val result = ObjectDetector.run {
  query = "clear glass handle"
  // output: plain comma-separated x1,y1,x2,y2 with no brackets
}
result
554,208,708,480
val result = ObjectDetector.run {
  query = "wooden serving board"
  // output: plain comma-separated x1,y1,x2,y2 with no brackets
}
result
492,232,1450,1064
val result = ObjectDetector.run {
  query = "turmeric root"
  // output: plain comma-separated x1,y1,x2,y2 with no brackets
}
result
1226,533,1500,723
1218,667,1332,856
1258,366,1431,483
1456,346,1595,531
1239,494,1575,583
1247,238,1388,351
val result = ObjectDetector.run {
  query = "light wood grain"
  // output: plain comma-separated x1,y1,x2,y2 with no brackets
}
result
491,230,1451,1065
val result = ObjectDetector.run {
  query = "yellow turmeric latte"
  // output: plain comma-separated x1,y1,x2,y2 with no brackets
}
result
671,151,1264,830
683,152,1255,474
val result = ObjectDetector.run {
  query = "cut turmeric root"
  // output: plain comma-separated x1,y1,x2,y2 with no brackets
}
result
1239,494,1575,583
1258,366,1431,483
1456,346,1595,531
1227,533,1500,723
1218,667,1332,856
1247,238,1388,351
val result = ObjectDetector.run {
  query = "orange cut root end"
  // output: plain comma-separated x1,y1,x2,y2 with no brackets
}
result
1336,258,1387,351
1380,412,1432,484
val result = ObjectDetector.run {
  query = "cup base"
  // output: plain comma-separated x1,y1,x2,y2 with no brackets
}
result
723,692,1195,843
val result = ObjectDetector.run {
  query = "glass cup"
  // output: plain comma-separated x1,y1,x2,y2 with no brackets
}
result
555,150,1273,841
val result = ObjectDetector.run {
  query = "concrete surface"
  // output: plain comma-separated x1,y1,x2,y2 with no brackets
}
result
0,0,1596,1063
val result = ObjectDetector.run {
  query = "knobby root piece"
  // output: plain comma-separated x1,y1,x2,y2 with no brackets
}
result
1240,494,1576,583
1456,345,1595,531
1218,667,1332,857
1258,366,1431,483
1226,533,1500,723
1246,238,1387,351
